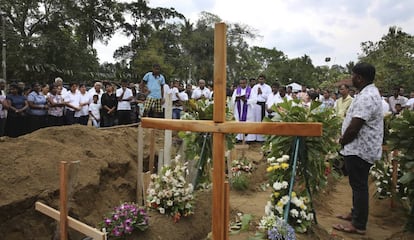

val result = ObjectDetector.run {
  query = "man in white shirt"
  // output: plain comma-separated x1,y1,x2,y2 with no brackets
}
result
64,83,81,125
251,74,272,142
191,79,211,100
116,80,134,125
171,81,188,119
231,78,256,142
267,85,291,118
388,87,407,114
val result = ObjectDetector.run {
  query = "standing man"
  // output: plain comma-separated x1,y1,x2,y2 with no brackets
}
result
191,79,211,101
231,78,256,142
141,63,165,118
335,84,353,120
333,62,383,235
116,80,134,125
251,74,272,142
388,87,407,114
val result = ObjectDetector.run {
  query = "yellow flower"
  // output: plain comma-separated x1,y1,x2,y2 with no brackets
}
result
274,192,280,198
274,165,280,170
277,200,284,207
291,192,296,198
266,166,273,172
281,163,289,170
300,204,307,210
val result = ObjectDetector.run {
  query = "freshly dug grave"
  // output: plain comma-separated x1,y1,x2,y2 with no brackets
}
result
0,125,211,240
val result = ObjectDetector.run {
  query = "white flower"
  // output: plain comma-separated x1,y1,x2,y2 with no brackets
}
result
265,201,273,216
267,157,276,163
159,207,165,214
167,200,173,206
290,209,299,218
275,206,284,215
280,196,290,205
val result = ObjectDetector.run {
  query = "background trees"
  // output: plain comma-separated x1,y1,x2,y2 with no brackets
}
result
0,0,413,94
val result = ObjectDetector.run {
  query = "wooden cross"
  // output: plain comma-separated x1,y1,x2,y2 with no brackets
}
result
141,23,322,240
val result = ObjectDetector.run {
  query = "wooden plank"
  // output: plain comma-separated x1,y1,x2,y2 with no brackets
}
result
213,22,226,124
141,119,322,137
137,125,144,204
212,132,226,240
98,123,139,130
35,202,106,240
60,161,69,240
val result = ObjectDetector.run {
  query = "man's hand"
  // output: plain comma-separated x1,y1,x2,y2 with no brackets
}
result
258,87,262,95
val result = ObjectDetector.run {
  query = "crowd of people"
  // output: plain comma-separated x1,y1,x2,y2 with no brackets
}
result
0,63,413,139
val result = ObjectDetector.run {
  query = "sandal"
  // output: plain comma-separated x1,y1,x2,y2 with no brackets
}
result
335,213,352,221
332,223,366,235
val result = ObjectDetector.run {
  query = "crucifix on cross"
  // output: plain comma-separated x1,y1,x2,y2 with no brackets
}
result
141,23,322,240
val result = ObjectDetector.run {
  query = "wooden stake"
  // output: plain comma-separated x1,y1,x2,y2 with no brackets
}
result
60,161,69,240
224,181,230,240
164,92,172,166
149,129,156,173
137,125,144,204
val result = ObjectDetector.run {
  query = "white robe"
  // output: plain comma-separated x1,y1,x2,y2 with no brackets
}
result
251,83,272,141
231,87,256,142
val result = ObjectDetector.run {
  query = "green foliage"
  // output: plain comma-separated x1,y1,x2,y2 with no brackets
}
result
231,173,250,191
178,99,234,187
263,99,341,192
360,26,414,93
387,110,414,231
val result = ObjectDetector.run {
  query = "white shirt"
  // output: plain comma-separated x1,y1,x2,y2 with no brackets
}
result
388,95,407,113
75,92,91,117
340,84,383,164
191,87,211,100
405,97,414,110
64,91,81,111
89,102,101,120
116,88,133,110
88,87,104,103
173,91,189,110
266,92,283,110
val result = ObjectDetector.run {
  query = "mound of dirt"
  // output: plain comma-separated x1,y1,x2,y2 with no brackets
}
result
0,125,211,240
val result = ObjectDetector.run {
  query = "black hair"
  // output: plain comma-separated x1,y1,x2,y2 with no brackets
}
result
352,62,375,83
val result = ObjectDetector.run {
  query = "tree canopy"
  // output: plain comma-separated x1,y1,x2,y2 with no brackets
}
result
0,1,413,94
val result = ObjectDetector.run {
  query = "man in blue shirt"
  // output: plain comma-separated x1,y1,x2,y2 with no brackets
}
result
141,63,165,118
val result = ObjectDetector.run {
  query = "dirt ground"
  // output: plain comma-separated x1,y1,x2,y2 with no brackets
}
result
0,125,413,240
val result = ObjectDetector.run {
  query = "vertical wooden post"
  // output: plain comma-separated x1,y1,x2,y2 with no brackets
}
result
164,93,172,166
224,181,230,240
212,22,227,240
158,149,164,172
391,150,399,208
137,125,144,204
60,161,69,240
149,129,156,173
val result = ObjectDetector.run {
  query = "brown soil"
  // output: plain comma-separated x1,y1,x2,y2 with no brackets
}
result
0,126,413,240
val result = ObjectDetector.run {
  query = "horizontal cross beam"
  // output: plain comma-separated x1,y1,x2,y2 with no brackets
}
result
141,118,322,137
35,202,106,240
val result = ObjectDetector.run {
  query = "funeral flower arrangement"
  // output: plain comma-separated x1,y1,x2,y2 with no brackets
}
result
146,155,194,222
230,157,255,191
370,158,407,199
386,110,414,231
100,202,148,239
259,216,296,240
231,157,254,176
262,155,314,233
